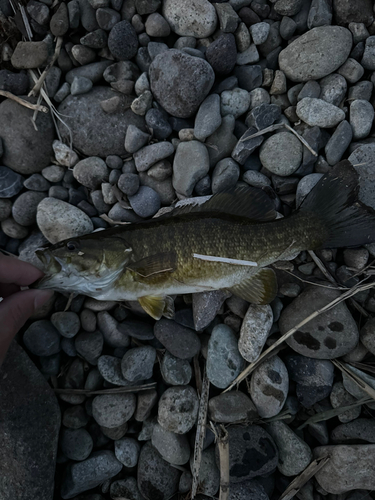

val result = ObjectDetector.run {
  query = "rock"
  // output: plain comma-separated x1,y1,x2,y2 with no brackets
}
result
314,445,375,494
71,76,93,96
58,87,145,157
160,351,192,385
350,99,374,139
0,69,29,95
286,354,334,407
295,173,323,207
121,345,156,381
50,2,69,36
62,405,89,429
206,324,245,389
149,49,215,118
296,98,345,127
0,199,11,221
267,421,312,476
11,41,49,69
325,120,353,165
260,131,303,175
173,140,209,196
250,22,270,44
308,0,333,28
73,157,109,190
128,185,161,217
162,0,217,38
333,0,374,26
246,103,281,131
97,355,128,386
331,418,375,444
320,73,347,106
192,290,230,331
0,166,24,198
51,312,80,338
280,286,359,359
158,385,199,434
238,304,273,362
75,330,103,365
330,381,362,423
0,98,55,174
250,355,289,418
125,125,150,154
338,57,364,83
60,428,93,461
360,317,375,354
117,318,154,341
134,142,174,172
23,320,61,357
231,126,264,165
191,447,220,496
145,108,172,140
221,88,250,119
107,20,138,60
224,425,278,483
228,481,269,500
97,311,130,348
137,442,180,500
110,477,144,500
92,394,136,428
212,158,240,194
361,36,375,70
114,437,140,467
60,450,122,499
349,144,375,210
194,94,222,142
342,365,375,409
236,44,259,65
151,423,190,465
37,197,93,244
209,392,258,423
206,33,237,75
0,342,60,500
279,26,352,82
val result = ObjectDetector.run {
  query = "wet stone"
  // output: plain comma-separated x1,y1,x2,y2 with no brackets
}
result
209,391,258,423
158,385,199,434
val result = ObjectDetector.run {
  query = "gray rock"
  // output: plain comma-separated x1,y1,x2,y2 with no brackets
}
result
160,351,192,385
314,445,375,494
125,125,150,154
75,330,103,365
192,289,231,331
236,44,259,65
158,385,199,434
191,446,220,496
97,355,129,386
60,428,93,461
207,114,237,167
74,157,109,190
297,97,345,128
50,2,69,36
260,131,303,175
51,312,80,338
92,393,136,428
0,69,29,95
97,311,130,347
360,317,375,354
342,365,375,409
42,165,65,183
267,421,312,476
107,20,138,60
331,418,375,444
349,144,375,210
60,450,122,499
250,355,289,418
62,405,89,429
228,481,269,500
152,423,190,465
338,58,364,84
280,287,359,359
348,81,373,101
0,167,24,198
114,437,140,467
71,76,93,96
280,15,297,40
0,199,11,221
221,88,250,118
211,158,240,194
350,99,374,140
37,198,93,244
149,49,215,118
279,26,352,82
11,41,49,69
135,389,158,423
121,345,156,381
128,185,161,217
296,173,323,207
134,142,174,172
173,140,209,196
0,342,60,500
0,98,55,174
239,304,273,362
145,108,172,140
137,442,180,500
110,477,144,500
23,173,50,191
162,0,217,38
23,320,61,357
206,33,237,75
250,22,270,45
319,73,347,106
224,425,278,483
325,120,353,165
207,324,245,389
308,0,333,29
214,2,239,32
118,318,154,341
194,94,222,142
246,103,281,131
58,87,146,157
231,126,264,165
209,391,258,423
361,36,375,70
96,7,121,30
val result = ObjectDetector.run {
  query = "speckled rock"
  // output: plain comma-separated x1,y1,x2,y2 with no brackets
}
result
173,140,210,196
151,423,190,465
260,131,303,175
209,391,258,423
238,304,273,362
160,351,192,386
121,345,156,382
158,385,199,434
154,319,201,359
349,144,375,210
162,0,217,38
296,97,345,127
191,446,220,496
92,394,136,428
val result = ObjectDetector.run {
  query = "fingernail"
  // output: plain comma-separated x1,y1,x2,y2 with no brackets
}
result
33,289,54,310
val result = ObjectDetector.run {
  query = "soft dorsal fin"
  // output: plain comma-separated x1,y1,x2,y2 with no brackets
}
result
127,252,177,278
171,186,277,221
227,268,278,304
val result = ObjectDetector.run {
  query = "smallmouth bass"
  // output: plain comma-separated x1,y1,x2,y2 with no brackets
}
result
35,161,375,320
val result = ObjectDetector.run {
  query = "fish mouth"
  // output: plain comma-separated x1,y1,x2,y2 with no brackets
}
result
34,248,63,288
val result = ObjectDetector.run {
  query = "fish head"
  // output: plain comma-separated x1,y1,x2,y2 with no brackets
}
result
35,234,132,296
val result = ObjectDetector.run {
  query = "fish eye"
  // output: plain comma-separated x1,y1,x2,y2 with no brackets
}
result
66,241,79,251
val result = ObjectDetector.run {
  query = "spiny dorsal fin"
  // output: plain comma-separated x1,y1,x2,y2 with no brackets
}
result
227,268,278,304
171,186,277,222
138,295,175,320
127,252,177,278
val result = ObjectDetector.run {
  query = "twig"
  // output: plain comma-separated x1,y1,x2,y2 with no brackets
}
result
279,455,331,500
308,251,336,284
350,361,375,376
29,37,63,97
191,370,210,499
223,281,375,393
194,353,202,396
19,2,33,39
210,423,229,500
0,90,49,113
332,360,375,401
284,123,318,157
54,382,156,396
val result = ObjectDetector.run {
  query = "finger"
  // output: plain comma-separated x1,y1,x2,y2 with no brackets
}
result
0,289,53,366
0,255,44,286
0,283,20,298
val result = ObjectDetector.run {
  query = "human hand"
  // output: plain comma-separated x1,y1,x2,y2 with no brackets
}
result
0,255,53,367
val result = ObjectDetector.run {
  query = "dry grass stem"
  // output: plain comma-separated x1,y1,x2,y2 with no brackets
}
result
0,90,49,112
223,281,375,393
350,361,375,375
19,3,33,39
193,353,202,396
279,455,331,500
308,251,336,284
332,360,375,401
191,370,210,499
54,382,156,396
210,423,229,500
284,124,318,157
29,37,63,97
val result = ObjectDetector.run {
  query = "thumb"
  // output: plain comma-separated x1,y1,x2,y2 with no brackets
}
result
0,289,53,366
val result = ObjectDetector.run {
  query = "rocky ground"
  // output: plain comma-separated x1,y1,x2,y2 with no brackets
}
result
1,0,375,499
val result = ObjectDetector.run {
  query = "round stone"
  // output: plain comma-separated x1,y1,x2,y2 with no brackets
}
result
172,140,210,196
108,20,138,60
97,355,129,386
114,437,140,467
162,0,217,38
259,131,303,176
121,345,156,382
92,393,136,428
160,351,192,386
75,330,103,365
158,385,199,434
0,199,12,221
23,320,61,357
238,304,273,363
51,312,81,338
149,49,215,118
151,423,190,465
208,392,258,423
62,405,89,429
60,427,93,461
37,197,94,244
11,191,44,227
73,157,109,190
128,186,161,218
154,319,201,359
0,97,55,174
350,99,374,140
296,97,345,128
206,33,237,75
0,166,24,198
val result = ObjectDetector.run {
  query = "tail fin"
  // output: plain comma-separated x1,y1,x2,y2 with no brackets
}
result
299,160,375,248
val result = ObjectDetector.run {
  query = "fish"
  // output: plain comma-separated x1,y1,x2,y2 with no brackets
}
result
34,160,375,320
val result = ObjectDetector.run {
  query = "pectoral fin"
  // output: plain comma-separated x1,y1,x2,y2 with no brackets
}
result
138,295,175,320
227,268,278,305
127,252,177,278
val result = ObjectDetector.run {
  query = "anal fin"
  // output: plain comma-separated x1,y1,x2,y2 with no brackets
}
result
138,295,175,320
227,268,278,305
